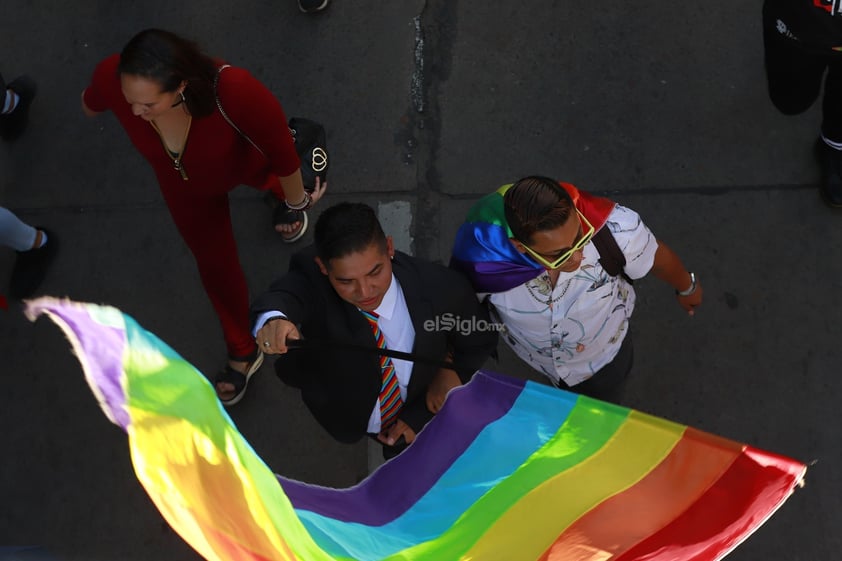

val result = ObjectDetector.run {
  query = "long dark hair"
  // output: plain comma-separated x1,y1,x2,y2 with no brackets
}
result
118,29,217,118
504,176,575,244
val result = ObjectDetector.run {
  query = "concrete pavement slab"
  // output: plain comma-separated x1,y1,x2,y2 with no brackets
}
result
435,1,823,194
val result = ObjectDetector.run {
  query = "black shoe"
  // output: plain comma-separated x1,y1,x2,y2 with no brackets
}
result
9,228,58,299
0,75,37,142
298,0,330,13
815,138,842,207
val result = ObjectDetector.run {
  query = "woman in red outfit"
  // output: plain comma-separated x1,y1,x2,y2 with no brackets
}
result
81,29,326,405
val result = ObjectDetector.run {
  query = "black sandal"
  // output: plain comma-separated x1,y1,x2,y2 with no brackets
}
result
215,349,264,406
273,205,309,244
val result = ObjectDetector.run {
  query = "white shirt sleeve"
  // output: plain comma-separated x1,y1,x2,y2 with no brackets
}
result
604,204,658,280
252,311,287,337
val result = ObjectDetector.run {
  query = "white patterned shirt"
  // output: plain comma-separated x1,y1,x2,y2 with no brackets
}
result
486,204,657,386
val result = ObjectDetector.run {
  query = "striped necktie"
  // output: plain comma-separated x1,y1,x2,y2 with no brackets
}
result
361,310,404,428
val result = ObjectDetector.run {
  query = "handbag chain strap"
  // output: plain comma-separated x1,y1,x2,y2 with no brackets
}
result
214,64,267,157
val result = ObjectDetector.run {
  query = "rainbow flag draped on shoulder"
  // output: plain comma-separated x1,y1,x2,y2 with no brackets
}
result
449,182,616,293
26,298,806,561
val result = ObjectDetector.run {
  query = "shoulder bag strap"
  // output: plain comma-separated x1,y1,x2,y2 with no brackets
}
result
213,64,266,158
591,226,634,284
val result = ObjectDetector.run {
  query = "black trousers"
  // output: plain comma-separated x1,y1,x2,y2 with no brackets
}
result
762,3,842,142
557,331,634,405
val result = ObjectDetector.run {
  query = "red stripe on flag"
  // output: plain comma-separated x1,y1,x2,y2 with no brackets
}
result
540,427,743,560
614,438,805,561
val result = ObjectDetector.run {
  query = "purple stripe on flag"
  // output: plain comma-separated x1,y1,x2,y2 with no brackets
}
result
27,299,131,430
280,371,525,524
449,258,542,293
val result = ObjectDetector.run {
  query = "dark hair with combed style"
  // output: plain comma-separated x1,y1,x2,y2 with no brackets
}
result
314,202,389,265
503,176,575,245
118,28,217,118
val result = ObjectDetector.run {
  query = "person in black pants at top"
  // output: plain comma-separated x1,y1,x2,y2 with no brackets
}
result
763,0,842,207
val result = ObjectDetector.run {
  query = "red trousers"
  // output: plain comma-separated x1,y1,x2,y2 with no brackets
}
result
161,178,283,361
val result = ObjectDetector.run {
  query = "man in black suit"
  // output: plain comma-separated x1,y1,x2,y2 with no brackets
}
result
251,202,498,457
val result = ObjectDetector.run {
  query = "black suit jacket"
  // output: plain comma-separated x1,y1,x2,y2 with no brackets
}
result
250,248,498,444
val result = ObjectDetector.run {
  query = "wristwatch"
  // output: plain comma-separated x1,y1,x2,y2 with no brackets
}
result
675,272,697,297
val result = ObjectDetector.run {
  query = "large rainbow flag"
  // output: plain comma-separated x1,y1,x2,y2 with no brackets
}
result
26,298,806,561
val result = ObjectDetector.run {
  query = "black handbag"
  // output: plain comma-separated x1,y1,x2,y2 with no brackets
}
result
287,117,328,190
214,65,329,191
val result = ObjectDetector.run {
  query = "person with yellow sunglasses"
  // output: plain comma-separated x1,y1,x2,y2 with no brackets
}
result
451,175,702,404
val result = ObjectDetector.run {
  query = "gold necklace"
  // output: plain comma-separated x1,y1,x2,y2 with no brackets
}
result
526,272,572,310
150,115,192,181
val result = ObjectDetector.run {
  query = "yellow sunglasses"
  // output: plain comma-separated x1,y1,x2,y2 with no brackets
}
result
520,209,595,269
